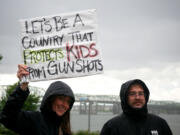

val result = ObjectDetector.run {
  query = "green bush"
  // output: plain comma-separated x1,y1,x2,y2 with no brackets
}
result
0,125,17,135
73,130,99,135
0,54,2,61
0,83,41,135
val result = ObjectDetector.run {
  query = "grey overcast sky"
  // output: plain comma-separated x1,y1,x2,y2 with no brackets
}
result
0,0,180,102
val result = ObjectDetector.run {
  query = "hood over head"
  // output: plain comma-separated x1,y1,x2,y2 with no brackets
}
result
120,79,150,118
40,81,75,114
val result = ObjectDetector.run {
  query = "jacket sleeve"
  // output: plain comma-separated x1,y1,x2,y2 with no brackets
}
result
161,119,173,135
0,84,30,133
100,121,112,135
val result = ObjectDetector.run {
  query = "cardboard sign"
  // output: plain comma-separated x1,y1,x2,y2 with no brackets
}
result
19,9,103,81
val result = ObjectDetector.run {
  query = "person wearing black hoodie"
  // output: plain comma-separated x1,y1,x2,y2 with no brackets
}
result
100,79,173,135
0,64,75,135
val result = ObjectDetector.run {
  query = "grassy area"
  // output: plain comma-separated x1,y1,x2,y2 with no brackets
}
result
73,130,99,135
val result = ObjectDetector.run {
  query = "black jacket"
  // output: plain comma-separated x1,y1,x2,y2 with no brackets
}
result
100,79,173,135
0,81,75,135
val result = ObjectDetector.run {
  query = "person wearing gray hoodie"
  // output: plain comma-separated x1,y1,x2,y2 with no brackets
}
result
100,79,172,135
0,64,75,135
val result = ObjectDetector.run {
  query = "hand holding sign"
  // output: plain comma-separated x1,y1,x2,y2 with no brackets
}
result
17,64,29,90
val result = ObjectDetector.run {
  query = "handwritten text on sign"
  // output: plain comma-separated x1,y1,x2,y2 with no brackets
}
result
20,9,103,81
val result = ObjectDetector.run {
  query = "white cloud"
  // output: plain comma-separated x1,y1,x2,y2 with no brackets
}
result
0,74,19,85
1,63,180,102
104,63,180,102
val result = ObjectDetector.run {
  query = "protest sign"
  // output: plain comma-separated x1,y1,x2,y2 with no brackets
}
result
19,9,103,81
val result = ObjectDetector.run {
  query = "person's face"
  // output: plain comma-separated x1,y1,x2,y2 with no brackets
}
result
52,95,71,116
127,84,146,109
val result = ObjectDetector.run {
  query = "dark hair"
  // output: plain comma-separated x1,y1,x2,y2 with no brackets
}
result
61,110,72,135
45,95,72,135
